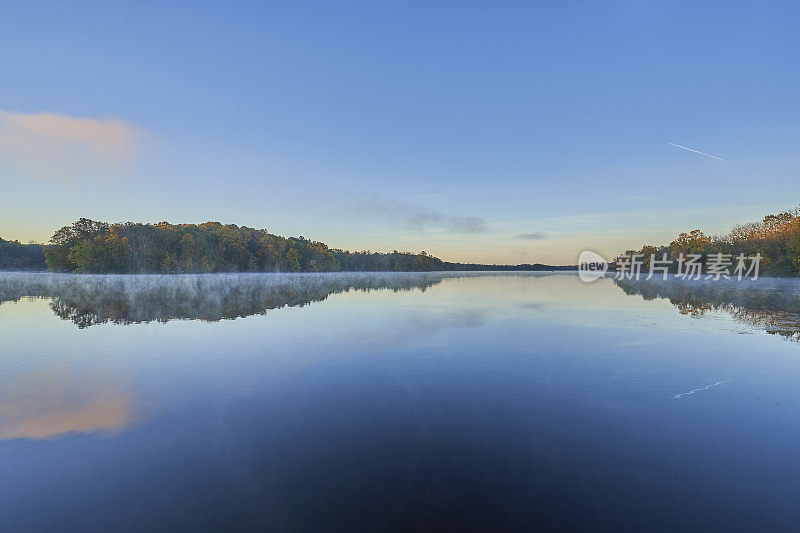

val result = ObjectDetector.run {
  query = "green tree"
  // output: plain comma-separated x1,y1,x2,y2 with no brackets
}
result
285,248,301,272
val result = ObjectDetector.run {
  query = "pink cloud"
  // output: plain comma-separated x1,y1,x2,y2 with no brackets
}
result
0,110,138,182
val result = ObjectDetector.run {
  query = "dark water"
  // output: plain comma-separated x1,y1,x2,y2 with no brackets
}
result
2,272,800,531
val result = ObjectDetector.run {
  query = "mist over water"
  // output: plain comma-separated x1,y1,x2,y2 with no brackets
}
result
616,275,800,342
2,272,800,530
0,272,472,327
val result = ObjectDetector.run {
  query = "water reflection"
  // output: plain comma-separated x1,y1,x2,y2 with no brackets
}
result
0,366,132,440
3,272,800,529
0,272,471,328
615,276,800,341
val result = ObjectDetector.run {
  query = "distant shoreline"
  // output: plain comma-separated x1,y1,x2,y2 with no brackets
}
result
0,267,579,274
1,219,578,274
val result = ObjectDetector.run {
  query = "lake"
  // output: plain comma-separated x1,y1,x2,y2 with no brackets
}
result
2,271,800,531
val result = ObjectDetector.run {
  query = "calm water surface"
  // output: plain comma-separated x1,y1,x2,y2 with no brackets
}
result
2,272,800,531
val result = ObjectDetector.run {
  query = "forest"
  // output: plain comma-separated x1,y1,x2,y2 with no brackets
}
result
42,219,340,273
5,208,800,275
7,218,565,273
622,207,800,276
0,238,46,271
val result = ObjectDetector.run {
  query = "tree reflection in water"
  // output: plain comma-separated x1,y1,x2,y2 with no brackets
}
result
0,272,466,328
615,276,800,342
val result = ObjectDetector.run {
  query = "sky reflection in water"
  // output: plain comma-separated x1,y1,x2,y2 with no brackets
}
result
1,272,800,531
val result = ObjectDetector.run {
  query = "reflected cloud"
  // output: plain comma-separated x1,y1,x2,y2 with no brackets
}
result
0,368,132,440
357,308,491,349
406,308,489,332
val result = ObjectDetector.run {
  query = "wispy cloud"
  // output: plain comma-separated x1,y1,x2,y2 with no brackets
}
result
515,232,548,240
668,142,728,162
358,197,489,233
0,110,138,182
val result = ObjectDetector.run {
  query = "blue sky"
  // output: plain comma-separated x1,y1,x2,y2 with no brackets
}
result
1,1,798,263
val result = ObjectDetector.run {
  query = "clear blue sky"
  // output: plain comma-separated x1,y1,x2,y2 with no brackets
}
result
1,1,798,263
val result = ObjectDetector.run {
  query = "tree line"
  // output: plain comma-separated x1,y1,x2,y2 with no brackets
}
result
621,207,800,276
43,219,343,273
36,218,563,273
1,218,575,273
0,238,47,271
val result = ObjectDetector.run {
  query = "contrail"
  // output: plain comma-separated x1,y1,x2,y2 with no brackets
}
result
668,142,728,162
670,380,727,399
